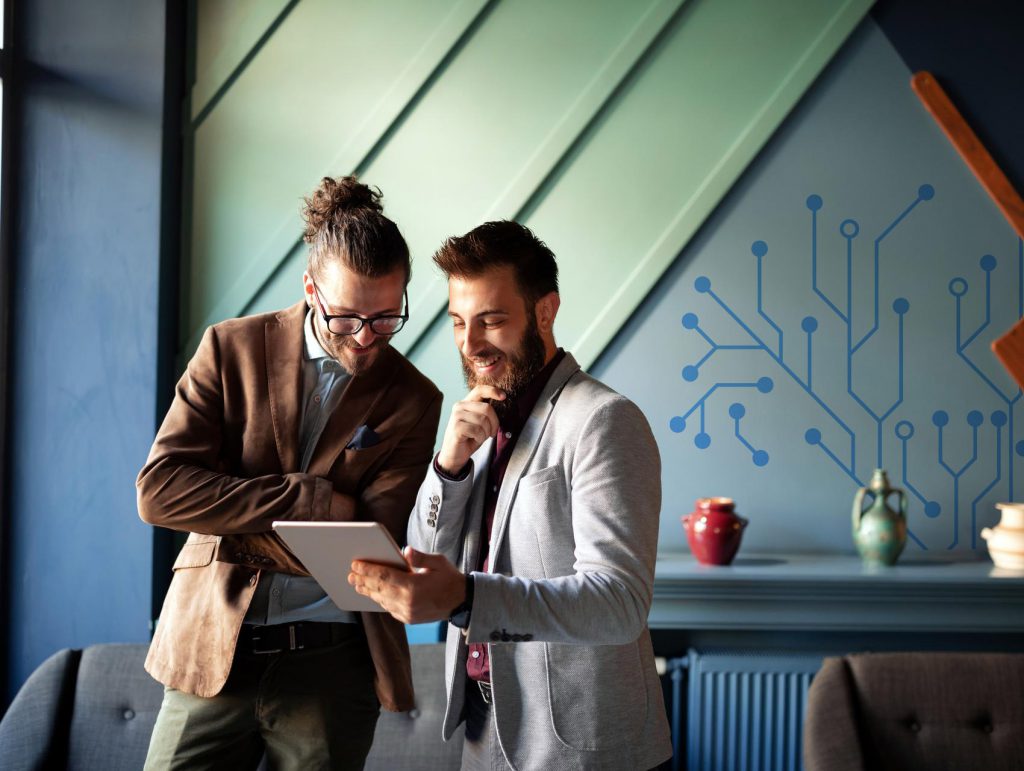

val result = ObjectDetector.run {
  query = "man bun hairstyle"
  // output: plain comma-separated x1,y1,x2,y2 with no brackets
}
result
302,175,410,283
432,220,559,308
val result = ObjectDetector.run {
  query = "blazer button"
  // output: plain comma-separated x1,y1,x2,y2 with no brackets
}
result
430,495,440,504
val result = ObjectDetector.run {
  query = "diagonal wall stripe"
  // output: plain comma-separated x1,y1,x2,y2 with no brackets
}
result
184,0,491,359
397,0,689,355
192,0,303,129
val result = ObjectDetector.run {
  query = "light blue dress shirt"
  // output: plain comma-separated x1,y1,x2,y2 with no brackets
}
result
244,309,357,626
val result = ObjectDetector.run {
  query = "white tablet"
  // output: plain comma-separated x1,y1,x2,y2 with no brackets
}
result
272,521,408,613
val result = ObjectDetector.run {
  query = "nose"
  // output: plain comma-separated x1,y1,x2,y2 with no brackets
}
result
461,324,483,357
353,324,377,348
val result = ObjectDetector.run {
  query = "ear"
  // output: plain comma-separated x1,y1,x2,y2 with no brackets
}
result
302,271,315,309
535,291,560,332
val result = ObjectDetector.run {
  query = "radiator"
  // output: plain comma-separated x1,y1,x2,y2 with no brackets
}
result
665,650,825,771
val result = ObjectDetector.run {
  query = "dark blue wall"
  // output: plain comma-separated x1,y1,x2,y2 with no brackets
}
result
5,0,167,701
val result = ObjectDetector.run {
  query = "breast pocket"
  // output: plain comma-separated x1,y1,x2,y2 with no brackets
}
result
511,466,573,578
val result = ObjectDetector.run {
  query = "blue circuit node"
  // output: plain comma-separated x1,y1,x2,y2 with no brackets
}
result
806,194,823,211
966,410,984,428
992,410,1008,427
840,219,859,238
805,428,821,445
801,316,818,333
948,278,968,297
924,501,941,518
894,420,914,440
980,254,997,272
728,402,745,419
694,276,711,293
1016,440,1024,457
694,432,711,450
892,298,909,314
752,450,769,467
756,377,774,394
918,184,935,200
682,365,699,382
932,410,949,427
669,416,686,434
681,312,699,329
751,240,768,258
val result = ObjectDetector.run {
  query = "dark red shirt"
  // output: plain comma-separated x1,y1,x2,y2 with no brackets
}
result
467,349,565,683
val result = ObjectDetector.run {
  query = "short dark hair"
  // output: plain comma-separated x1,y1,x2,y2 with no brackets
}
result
302,175,410,283
432,220,559,307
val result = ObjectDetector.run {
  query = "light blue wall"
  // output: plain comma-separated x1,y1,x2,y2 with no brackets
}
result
6,0,165,700
593,20,1022,557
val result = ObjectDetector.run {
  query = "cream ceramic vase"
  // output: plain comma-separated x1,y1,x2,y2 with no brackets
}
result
981,503,1024,569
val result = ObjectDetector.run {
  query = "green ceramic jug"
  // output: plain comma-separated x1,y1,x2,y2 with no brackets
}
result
852,469,907,567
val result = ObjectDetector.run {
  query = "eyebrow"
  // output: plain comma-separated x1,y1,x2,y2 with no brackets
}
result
327,303,402,316
448,309,509,319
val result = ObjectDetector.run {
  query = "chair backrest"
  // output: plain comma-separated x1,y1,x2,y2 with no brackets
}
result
803,652,1024,771
0,643,162,771
0,641,461,770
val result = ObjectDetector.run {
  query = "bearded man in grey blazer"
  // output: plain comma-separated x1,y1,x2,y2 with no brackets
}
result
349,220,672,770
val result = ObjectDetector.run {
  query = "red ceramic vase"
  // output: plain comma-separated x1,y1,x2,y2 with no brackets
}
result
681,497,749,566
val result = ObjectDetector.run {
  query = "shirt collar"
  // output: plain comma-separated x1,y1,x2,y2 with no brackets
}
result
500,348,566,433
303,308,348,374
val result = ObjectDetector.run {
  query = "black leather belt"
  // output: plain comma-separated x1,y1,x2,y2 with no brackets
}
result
239,622,356,655
477,680,493,705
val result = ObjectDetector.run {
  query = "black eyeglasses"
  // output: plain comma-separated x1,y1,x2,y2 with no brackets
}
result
311,282,409,336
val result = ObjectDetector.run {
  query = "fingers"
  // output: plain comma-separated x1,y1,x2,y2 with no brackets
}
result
466,385,505,403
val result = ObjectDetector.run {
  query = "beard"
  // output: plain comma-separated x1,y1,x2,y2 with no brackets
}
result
460,314,547,422
322,334,388,375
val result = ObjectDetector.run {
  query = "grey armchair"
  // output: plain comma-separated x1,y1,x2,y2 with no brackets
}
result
803,652,1024,771
0,642,462,770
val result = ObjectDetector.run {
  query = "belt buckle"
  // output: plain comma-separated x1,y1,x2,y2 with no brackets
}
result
478,681,493,705
249,624,301,655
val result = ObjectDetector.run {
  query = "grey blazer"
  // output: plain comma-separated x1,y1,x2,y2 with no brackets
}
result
408,353,672,770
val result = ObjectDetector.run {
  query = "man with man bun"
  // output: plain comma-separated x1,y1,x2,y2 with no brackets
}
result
139,176,442,769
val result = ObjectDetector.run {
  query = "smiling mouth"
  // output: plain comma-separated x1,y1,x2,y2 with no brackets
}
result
472,354,503,372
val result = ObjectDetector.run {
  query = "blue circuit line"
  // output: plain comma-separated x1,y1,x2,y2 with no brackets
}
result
937,421,979,550
811,208,846,321
679,382,764,421
814,438,862,486
706,288,858,471
851,192,925,352
899,436,928,505
734,417,756,454
960,267,992,349
756,253,784,358
970,425,1003,549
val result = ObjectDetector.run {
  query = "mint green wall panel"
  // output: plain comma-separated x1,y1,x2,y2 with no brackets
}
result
405,0,872,421
192,0,293,120
244,0,685,351
190,0,872,418
527,0,873,367
187,0,489,352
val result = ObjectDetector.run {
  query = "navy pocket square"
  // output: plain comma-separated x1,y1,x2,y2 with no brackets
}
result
346,424,382,450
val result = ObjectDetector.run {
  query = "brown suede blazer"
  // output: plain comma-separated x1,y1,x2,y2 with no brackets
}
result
137,301,442,711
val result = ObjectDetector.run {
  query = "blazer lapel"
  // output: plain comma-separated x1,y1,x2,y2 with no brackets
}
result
488,353,582,566
265,302,308,473
305,344,401,477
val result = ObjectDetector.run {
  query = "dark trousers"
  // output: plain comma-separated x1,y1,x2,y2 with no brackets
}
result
144,625,379,771
461,680,510,771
